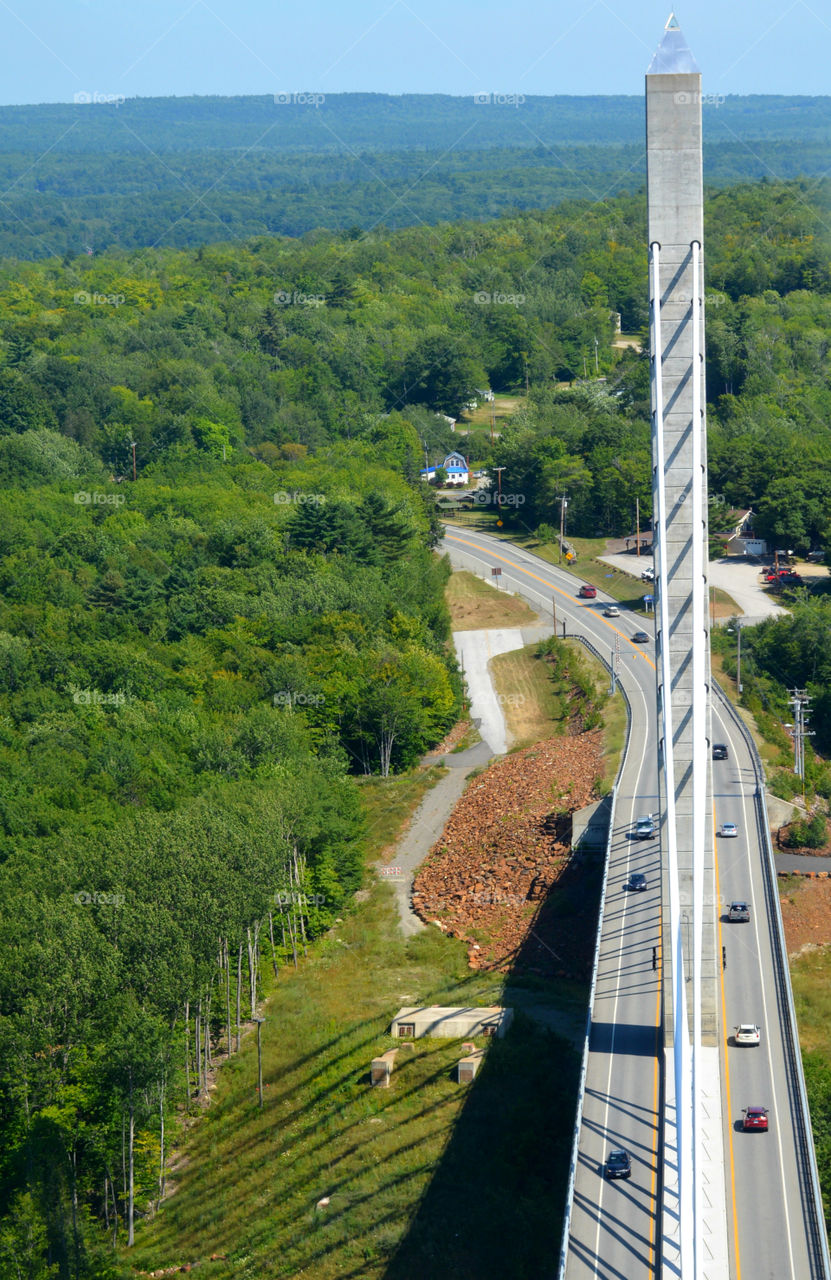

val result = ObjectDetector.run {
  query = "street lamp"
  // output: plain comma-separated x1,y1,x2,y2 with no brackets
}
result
253,1016,266,1108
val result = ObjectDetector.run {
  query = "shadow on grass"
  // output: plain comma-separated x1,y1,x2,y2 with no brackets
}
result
379,862,601,1280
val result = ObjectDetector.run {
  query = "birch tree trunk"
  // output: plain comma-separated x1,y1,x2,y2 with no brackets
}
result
236,943,243,1051
184,1000,191,1104
127,1072,135,1247
268,913,278,977
224,938,232,1056
158,1078,166,1203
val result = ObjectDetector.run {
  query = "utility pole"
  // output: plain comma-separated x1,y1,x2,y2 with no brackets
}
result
552,596,557,633
788,690,814,787
559,495,568,564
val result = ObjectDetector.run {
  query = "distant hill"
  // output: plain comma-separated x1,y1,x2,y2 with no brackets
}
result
0,93,829,258
5,93,831,152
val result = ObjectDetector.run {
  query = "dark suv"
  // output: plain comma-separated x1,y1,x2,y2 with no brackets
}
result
712,743,728,760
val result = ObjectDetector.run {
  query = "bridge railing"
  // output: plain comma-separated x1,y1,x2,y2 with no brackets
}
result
714,681,831,1280
556,636,633,1279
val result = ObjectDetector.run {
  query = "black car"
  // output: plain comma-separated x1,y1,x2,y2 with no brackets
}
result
628,873,647,892
632,631,650,643
712,743,728,760
605,1149,632,1179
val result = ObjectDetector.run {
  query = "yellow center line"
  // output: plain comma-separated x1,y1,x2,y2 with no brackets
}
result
648,925,663,1273
715,829,742,1279
445,533,657,671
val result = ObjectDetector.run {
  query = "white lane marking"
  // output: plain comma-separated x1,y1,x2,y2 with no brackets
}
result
713,703,796,1279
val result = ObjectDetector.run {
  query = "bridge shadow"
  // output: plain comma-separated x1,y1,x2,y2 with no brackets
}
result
380,854,603,1279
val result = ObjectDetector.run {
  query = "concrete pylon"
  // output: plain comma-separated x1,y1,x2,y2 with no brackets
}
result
647,14,725,1278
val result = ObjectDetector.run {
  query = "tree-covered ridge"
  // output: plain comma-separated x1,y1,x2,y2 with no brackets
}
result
1,92,831,257
1,177,831,548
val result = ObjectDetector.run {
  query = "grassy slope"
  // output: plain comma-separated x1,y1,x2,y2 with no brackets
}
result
123,886,578,1280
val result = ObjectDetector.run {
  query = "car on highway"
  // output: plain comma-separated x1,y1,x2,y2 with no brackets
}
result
603,605,620,617
728,901,750,922
628,872,647,892
632,631,650,643
578,584,597,598
735,1023,761,1046
712,743,728,760
719,822,739,838
634,815,656,839
604,1149,632,1180
742,1106,769,1132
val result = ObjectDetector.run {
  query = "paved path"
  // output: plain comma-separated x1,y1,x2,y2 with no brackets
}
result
453,624,551,754
774,851,831,873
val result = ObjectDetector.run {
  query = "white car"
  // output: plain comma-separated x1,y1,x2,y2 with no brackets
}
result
603,605,620,618
641,566,655,581
735,1023,761,1046
635,815,656,839
720,822,738,838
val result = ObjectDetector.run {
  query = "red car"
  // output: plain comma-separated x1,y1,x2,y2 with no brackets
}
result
578,584,597,598
742,1106,769,1132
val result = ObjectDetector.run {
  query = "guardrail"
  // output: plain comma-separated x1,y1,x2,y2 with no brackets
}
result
713,682,831,1280
556,637,633,1280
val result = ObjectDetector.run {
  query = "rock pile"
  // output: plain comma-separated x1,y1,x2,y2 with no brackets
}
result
413,731,604,977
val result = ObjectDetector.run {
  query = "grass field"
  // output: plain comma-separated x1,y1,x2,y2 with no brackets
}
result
446,568,539,630
122,883,580,1280
792,946,831,1057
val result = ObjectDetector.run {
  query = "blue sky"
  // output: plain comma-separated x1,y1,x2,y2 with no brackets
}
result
1,1,829,105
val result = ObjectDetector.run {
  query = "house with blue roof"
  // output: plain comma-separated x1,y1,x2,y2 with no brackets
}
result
419,451,469,486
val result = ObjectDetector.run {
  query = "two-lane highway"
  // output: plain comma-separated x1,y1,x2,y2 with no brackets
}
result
441,528,666,1278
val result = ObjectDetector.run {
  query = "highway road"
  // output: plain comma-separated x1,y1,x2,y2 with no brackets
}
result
711,693,815,1280
441,526,825,1280
441,527,665,1277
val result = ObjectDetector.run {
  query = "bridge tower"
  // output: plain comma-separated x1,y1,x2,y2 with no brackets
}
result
646,14,724,1277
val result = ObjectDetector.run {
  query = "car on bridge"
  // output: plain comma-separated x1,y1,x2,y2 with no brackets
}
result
634,815,656,839
603,605,620,617
719,821,739,838
728,901,750,922
627,872,647,892
604,1149,632,1180
735,1023,761,1046
712,743,728,760
578,584,597,598
742,1106,769,1131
